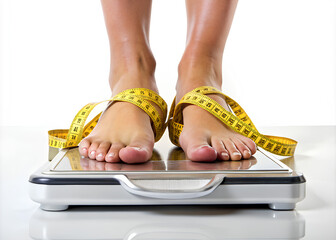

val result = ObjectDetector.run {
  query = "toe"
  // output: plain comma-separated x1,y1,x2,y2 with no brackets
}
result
79,138,91,157
96,142,111,161
211,136,229,161
184,139,217,162
232,138,252,159
239,136,257,155
223,139,242,161
179,130,217,162
105,143,124,163
88,142,100,160
119,139,154,164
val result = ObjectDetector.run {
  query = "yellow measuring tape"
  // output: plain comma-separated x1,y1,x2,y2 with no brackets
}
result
49,86,297,160
48,88,167,149
168,86,297,157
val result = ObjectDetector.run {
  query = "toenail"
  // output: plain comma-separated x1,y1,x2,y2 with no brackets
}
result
107,153,115,159
90,150,96,156
244,150,251,156
97,153,103,158
197,145,211,150
82,147,87,152
132,147,142,151
233,152,241,156
221,152,229,158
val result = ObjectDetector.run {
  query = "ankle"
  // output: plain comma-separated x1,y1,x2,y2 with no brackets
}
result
110,46,156,76
177,51,223,96
178,42,223,78
110,71,158,95
108,44,157,93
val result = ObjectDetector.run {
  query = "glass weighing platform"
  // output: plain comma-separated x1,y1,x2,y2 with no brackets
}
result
29,138,306,211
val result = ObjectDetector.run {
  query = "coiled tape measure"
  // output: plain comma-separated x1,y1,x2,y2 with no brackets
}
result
48,88,167,150
49,87,297,158
168,86,297,157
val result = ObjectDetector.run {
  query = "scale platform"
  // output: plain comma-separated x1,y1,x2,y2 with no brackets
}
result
29,138,306,211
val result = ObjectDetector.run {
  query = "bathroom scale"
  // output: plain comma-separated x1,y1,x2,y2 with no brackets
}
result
29,137,306,211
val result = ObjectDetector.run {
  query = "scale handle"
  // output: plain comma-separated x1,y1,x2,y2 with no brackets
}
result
116,174,225,199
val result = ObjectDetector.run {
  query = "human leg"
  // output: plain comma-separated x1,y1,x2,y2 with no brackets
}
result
79,0,162,163
176,0,256,161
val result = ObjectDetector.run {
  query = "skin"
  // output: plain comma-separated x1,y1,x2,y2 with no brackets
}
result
79,0,256,163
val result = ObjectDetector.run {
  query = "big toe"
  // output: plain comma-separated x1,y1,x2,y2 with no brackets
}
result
119,139,154,164
187,144,218,162
187,144,217,162
180,132,217,162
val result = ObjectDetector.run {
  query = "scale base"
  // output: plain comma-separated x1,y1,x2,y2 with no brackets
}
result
39,203,296,212
30,182,305,211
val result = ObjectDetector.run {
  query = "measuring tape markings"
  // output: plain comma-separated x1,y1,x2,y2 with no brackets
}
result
49,88,168,149
168,86,297,157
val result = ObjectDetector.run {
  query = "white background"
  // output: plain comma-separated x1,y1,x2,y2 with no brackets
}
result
0,2,336,238
1,0,335,129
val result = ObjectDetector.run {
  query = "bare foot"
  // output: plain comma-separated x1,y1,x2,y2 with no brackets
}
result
79,68,163,164
91,0,164,164
176,57,257,162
